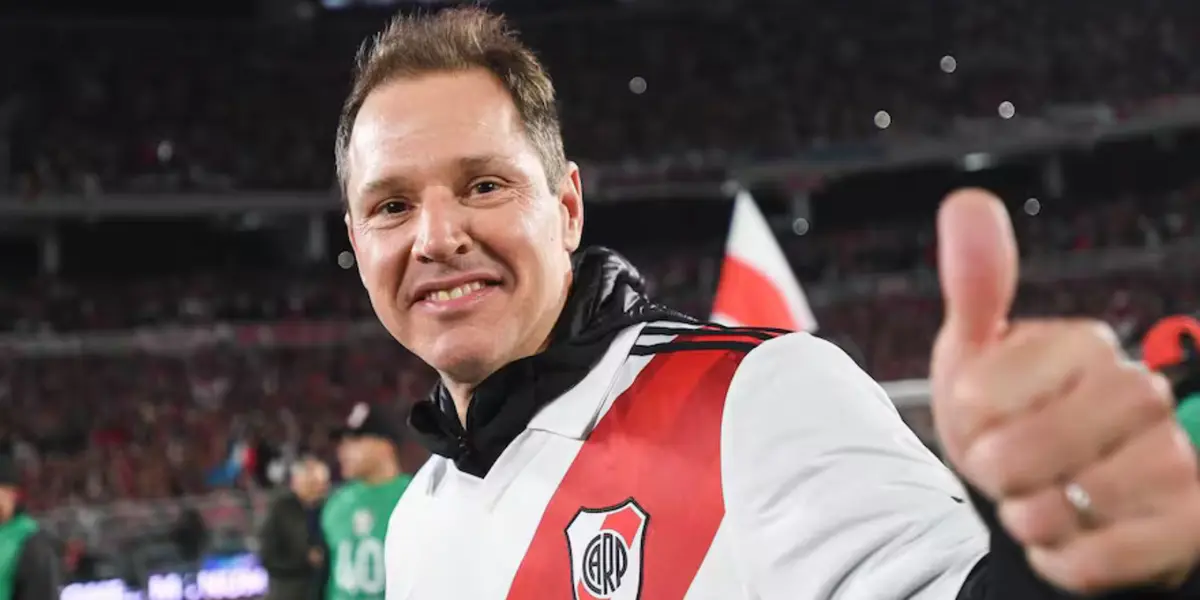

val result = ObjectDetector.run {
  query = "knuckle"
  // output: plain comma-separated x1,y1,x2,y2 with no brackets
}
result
951,363,990,406
1121,369,1174,420
1030,547,1105,595
1063,548,1116,595
1150,372,1177,406
1072,569,1112,595
997,501,1032,543
1067,319,1122,361
1158,430,1199,484
949,377,976,408
964,433,1018,493
1081,319,1121,349
1000,495,1066,547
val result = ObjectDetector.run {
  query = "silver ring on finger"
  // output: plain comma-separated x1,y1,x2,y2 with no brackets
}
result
1064,481,1098,528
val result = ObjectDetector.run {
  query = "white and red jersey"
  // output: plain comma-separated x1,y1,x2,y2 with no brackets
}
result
384,322,988,600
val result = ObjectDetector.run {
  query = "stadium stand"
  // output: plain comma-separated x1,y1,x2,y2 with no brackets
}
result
3,0,1200,194
5,0,1200,592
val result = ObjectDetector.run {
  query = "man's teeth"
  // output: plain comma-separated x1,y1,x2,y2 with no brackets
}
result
426,281,487,302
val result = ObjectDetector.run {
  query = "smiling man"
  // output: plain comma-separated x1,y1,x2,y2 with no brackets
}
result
341,56,576,426
335,8,1200,600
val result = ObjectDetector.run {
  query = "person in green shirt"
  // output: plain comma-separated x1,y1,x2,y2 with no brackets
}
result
0,455,61,600
321,403,412,600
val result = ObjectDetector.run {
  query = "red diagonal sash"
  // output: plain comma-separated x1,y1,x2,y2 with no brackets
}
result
506,334,764,599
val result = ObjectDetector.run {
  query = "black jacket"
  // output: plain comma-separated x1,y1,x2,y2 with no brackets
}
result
12,528,61,600
258,491,320,600
409,247,1200,599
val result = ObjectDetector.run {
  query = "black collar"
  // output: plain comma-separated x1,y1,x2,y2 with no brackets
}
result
408,247,695,478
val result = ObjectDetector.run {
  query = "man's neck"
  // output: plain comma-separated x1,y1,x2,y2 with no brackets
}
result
441,329,561,428
361,463,400,486
445,381,474,427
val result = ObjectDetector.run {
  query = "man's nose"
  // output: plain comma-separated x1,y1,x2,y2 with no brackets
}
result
413,192,472,264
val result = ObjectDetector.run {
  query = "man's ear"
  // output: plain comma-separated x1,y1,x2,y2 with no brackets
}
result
558,161,584,252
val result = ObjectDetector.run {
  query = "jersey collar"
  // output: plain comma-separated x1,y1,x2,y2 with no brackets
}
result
408,247,695,478
525,322,646,439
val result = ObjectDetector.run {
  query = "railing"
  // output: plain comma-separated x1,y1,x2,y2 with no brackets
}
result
2,233,1194,358
807,235,1200,306
39,489,270,556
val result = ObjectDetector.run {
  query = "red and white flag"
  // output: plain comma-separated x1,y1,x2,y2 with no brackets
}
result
711,191,818,332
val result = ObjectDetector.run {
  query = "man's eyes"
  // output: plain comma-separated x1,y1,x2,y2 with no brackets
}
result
472,180,501,195
371,181,502,216
380,200,409,215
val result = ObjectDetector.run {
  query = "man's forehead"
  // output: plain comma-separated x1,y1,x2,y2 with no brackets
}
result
347,74,530,195
352,71,522,154
352,101,517,150
349,115,515,175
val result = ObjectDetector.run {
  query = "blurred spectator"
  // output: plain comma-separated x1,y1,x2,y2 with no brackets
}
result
171,506,210,569
259,457,329,600
0,453,63,600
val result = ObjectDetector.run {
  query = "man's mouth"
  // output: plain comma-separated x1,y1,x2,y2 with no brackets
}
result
421,280,498,303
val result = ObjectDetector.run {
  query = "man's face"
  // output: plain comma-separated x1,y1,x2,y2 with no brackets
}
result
344,69,583,386
0,487,15,522
336,436,393,480
293,461,330,502
336,437,367,480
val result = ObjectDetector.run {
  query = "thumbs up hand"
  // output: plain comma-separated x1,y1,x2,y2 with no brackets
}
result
930,189,1200,594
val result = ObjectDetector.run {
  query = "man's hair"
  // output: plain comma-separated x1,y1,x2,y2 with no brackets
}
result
334,8,567,200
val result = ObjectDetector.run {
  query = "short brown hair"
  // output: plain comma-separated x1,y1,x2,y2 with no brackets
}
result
334,8,567,199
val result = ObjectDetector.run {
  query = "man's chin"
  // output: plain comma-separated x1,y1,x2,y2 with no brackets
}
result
422,338,504,387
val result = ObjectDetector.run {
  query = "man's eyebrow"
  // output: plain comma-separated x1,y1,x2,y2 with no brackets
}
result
355,155,516,199
356,174,411,200
457,154,516,171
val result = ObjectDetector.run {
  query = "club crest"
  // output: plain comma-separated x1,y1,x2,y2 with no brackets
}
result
565,498,649,600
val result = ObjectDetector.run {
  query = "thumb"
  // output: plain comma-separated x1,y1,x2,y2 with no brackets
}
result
935,188,1019,356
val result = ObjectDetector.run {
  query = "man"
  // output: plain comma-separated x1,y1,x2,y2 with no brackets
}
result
321,403,412,600
260,456,330,600
172,505,210,572
0,455,61,600
336,9,1200,599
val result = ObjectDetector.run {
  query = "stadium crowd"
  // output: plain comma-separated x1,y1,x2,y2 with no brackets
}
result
3,0,1200,194
4,185,1199,336
0,341,432,512
3,266,1193,511
4,0,1200,585
2,188,1198,518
